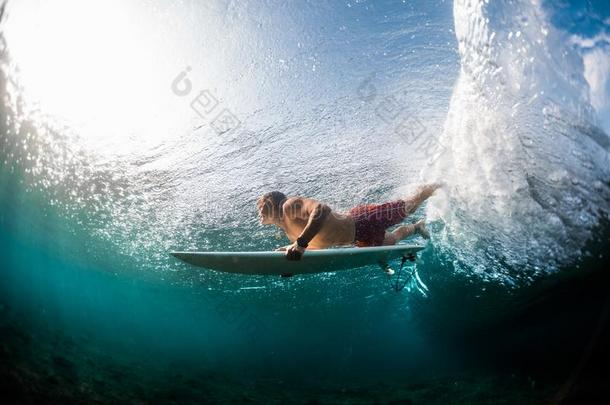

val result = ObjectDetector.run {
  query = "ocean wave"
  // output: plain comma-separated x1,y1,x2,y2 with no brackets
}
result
425,0,610,284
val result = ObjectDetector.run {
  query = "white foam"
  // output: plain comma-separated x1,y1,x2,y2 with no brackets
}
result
424,0,610,283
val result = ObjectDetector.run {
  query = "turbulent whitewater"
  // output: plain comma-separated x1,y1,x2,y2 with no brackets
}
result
425,0,610,284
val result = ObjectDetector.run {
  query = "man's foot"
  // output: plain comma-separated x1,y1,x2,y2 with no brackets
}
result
414,219,430,239
385,267,395,276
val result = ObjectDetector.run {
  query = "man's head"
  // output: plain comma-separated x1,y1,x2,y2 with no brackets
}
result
257,191,287,225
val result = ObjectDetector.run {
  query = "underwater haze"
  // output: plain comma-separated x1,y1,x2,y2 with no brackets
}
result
1,0,610,403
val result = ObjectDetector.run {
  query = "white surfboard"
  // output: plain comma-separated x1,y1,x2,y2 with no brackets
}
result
171,244,425,276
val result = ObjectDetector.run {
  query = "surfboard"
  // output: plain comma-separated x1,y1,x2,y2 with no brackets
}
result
171,244,425,276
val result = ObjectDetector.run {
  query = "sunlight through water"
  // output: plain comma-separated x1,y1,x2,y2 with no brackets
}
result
3,0,190,157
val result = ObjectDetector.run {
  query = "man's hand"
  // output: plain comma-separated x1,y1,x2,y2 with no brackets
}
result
285,241,306,261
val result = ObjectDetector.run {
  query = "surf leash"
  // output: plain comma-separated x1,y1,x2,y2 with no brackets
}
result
390,255,410,292
390,254,428,295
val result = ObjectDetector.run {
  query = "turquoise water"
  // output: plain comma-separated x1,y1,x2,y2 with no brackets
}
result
2,0,610,402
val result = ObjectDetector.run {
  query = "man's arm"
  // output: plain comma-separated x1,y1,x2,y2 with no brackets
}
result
283,197,331,260
296,200,331,247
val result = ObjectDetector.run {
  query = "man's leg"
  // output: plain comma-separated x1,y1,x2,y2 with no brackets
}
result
382,232,397,245
380,220,429,275
402,183,442,216
379,183,441,246
384,219,429,245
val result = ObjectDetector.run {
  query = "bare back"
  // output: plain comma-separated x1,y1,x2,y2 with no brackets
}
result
279,197,355,249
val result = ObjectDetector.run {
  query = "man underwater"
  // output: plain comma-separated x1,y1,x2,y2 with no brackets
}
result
257,183,442,261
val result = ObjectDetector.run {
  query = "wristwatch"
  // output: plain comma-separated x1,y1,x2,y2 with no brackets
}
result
296,237,309,248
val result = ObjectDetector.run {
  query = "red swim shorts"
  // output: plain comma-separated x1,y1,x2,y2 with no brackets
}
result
349,200,408,247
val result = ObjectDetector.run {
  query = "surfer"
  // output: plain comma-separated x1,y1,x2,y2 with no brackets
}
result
257,183,442,260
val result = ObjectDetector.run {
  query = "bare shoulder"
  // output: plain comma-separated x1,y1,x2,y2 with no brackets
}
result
282,197,321,219
282,196,301,210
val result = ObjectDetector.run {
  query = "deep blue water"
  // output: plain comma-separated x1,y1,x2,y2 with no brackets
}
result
1,0,610,403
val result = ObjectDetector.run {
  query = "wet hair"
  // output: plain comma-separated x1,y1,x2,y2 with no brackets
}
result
257,191,287,218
